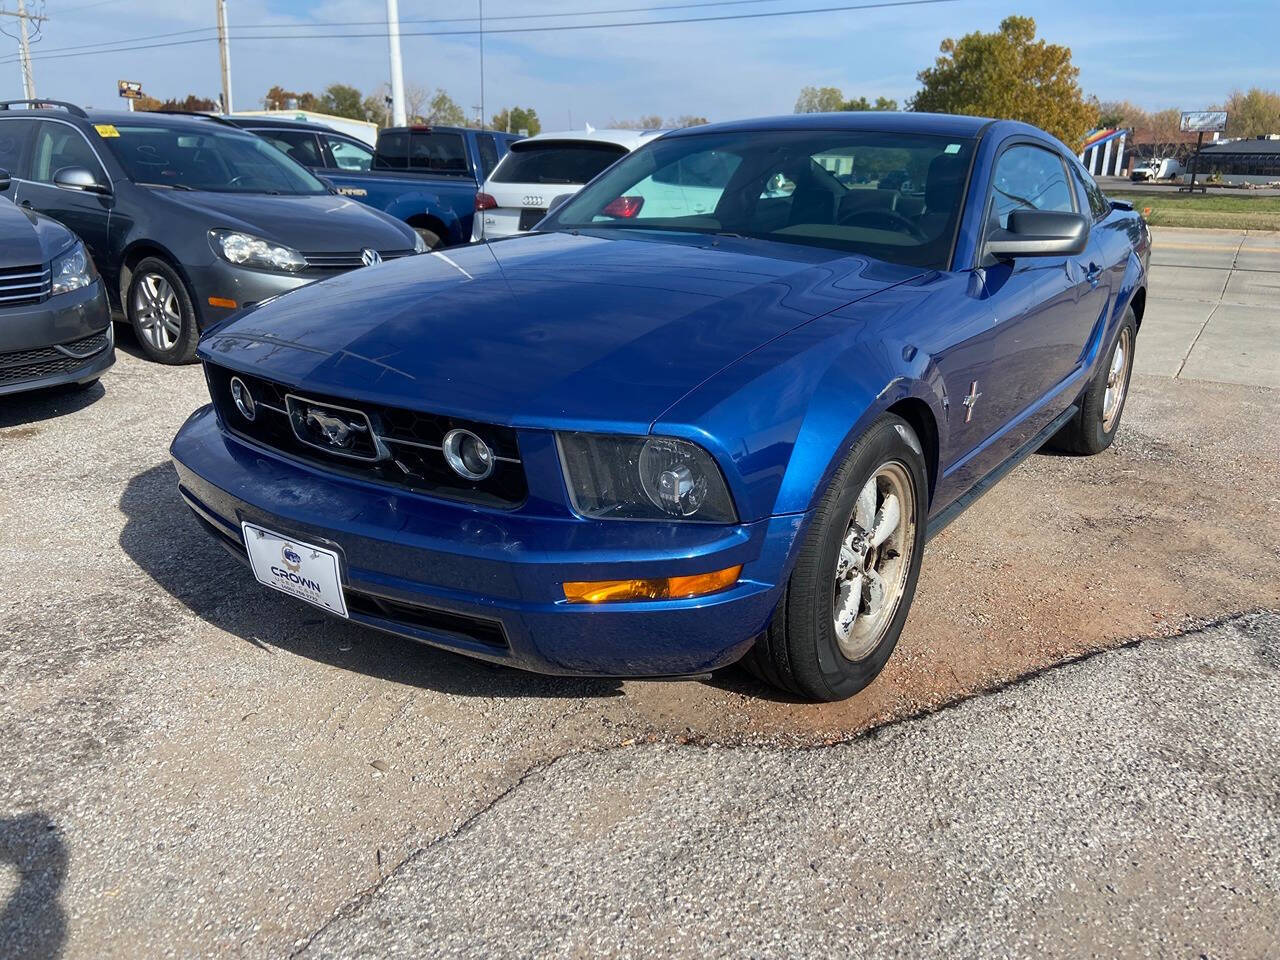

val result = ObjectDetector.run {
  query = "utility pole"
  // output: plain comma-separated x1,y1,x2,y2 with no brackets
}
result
386,0,406,126
216,0,232,113
477,0,485,130
0,0,45,99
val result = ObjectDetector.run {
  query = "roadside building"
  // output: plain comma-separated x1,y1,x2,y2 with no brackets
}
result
1193,135,1280,184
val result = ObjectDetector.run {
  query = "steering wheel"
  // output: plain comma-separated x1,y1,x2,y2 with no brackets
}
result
838,208,928,241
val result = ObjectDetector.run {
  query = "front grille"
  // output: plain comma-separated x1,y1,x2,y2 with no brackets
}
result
205,363,527,508
302,249,416,271
0,330,110,385
0,263,51,306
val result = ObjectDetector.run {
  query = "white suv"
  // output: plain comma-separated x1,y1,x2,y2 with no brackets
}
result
471,129,665,241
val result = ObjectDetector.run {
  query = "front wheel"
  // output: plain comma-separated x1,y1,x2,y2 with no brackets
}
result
743,414,928,702
126,257,199,364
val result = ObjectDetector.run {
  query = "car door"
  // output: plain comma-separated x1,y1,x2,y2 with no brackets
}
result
974,141,1100,445
0,117,36,185
17,120,114,274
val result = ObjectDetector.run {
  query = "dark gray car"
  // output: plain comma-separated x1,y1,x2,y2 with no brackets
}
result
0,168,113,396
0,100,424,364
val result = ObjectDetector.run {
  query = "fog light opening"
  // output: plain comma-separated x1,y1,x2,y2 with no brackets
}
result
562,565,742,603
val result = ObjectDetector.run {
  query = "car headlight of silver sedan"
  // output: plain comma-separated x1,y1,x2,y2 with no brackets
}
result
556,433,737,523
209,229,307,272
50,241,97,295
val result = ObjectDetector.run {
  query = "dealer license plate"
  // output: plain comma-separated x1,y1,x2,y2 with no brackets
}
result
242,522,349,618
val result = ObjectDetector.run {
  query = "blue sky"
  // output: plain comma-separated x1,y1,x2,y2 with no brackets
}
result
8,0,1279,128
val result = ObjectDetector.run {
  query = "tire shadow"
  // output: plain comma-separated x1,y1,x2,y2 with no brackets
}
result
118,461,627,700
0,812,68,960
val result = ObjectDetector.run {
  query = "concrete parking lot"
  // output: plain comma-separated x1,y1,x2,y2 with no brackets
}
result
1,226,1277,958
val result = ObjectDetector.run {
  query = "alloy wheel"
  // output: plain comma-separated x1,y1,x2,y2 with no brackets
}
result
832,461,917,661
132,272,184,352
1102,326,1132,432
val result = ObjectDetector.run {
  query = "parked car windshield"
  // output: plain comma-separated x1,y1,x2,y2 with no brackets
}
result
102,123,328,194
491,140,629,185
545,129,978,269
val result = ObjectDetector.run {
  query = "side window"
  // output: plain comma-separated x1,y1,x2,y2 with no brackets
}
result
256,129,322,168
476,134,500,181
326,137,373,172
0,118,37,179
988,144,1075,229
31,122,106,184
1072,163,1110,221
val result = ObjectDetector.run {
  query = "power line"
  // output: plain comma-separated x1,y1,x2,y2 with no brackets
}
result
4,0,959,65
2,0,911,62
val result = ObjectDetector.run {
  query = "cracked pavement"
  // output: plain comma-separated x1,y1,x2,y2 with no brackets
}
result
1,227,1278,957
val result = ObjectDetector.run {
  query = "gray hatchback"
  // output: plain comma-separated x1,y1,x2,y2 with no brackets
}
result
0,100,423,364
0,169,113,396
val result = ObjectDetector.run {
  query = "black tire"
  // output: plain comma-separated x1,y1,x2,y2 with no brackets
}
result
126,257,199,365
744,414,929,702
412,226,442,251
1051,308,1137,455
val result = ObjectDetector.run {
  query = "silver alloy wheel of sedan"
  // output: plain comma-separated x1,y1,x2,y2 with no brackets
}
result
131,272,183,352
1101,326,1132,432
832,460,917,661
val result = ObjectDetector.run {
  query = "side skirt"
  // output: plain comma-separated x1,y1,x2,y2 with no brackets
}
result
925,403,1079,542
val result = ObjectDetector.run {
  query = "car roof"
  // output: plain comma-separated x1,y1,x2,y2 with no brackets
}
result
79,108,237,129
664,112,996,140
514,128,667,150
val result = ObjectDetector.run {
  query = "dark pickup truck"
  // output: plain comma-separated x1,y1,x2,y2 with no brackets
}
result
225,118,521,249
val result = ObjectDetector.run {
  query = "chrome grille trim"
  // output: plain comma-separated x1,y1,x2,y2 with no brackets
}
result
302,249,415,270
0,265,51,305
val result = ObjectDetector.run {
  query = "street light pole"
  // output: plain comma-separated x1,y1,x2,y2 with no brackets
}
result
0,0,42,99
386,0,407,126
216,0,233,113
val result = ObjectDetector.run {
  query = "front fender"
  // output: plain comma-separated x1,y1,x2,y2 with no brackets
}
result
654,301,946,524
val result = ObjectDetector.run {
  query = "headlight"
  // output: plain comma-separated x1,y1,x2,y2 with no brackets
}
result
412,231,429,254
556,433,736,523
50,241,96,295
209,229,307,272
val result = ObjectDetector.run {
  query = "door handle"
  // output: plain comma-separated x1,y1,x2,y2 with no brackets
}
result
1083,263,1102,288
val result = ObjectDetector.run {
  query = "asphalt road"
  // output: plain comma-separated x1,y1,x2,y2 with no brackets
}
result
1,227,1278,958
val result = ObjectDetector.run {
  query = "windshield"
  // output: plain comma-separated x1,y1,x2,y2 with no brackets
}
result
102,123,328,194
544,129,977,269
491,140,628,185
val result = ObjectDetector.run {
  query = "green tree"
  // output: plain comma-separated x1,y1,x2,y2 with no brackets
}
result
492,106,542,135
1223,88,1280,139
135,93,220,113
425,88,467,126
319,83,366,121
795,85,846,113
910,15,1095,148
844,95,898,111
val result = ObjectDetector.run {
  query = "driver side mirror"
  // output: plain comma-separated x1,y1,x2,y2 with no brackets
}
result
53,166,111,195
984,209,1087,258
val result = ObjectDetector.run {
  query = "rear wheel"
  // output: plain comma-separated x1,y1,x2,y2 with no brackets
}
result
127,257,199,364
744,414,928,702
412,226,442,251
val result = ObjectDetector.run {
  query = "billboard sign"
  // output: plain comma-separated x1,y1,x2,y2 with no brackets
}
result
118,80,143,100
1180,110,1227,133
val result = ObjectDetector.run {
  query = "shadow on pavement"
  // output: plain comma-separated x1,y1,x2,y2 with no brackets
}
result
118,461,629,700
0,813,68,960
0,380,105,431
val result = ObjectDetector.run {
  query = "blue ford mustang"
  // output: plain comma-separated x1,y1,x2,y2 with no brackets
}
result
171,112,1149,701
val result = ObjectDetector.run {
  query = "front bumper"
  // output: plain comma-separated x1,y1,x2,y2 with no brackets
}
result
0,281,115,396
171,406,803,677
184,261,320,330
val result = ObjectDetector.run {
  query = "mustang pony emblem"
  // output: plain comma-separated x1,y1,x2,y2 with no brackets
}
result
305,409,368,448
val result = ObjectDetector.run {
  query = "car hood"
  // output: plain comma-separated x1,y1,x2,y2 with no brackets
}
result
0,196,74,267
140,188,415,252
200,230,920,428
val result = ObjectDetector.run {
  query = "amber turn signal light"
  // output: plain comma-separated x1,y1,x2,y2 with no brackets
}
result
563,565,742,603
208,296,238,309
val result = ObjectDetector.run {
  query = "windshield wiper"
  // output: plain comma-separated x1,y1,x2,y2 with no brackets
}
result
136,181,194,190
